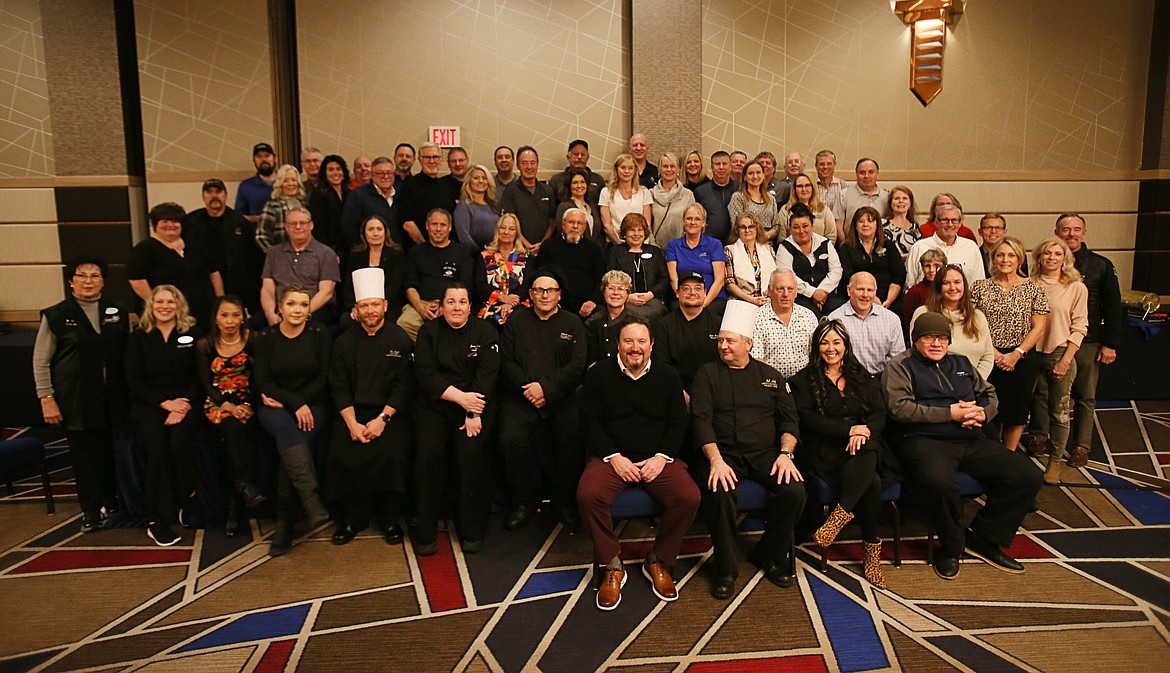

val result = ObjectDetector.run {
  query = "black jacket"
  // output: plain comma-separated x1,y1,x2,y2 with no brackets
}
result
1073,245,1122,348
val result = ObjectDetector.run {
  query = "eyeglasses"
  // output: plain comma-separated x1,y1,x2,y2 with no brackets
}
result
73,273,102,281
420,155,442,161
286,220,312,228
531,287,560,296
605,285,630,293
737,226,755,231
919,335,951,345
937,218,962,224
980,225,1005,231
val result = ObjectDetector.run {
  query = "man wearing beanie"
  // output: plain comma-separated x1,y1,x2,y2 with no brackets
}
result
882,311,1042,580
691,300,806,599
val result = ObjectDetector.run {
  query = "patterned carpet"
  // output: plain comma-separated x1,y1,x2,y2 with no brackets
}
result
2,401,1168,673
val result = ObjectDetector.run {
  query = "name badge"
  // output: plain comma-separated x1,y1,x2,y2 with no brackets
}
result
762,378,778,389
105,307,119,315
177,335,195,348
640,253,653,259
559,332,575,341
386,350,401,358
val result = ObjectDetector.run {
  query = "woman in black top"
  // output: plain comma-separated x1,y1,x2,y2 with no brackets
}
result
33,256,129,532
308,154,351,258
126,285,200,547
253,285,332,556
128,202,219,334
838,206,906,312
790,319,888,588
341,215,405,328
604,213,668,319
413,284,499,554
196,296,265,536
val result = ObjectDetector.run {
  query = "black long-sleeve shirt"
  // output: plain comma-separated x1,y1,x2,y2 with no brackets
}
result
525,235,605,312
252,324,332,410
579,358,687,461
414,317,499,409
125,327,200,407
329,322,414,414
652,308,720,390
605,244,669,299
499,306,585,407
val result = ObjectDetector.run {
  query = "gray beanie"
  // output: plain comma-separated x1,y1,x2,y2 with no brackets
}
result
912,312,952,342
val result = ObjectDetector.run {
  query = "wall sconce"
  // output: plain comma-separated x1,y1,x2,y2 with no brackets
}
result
894,0,964,106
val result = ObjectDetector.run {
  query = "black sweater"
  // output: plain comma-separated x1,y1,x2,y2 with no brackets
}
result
252,324,332,410
126,327,200,407
579,358,687,461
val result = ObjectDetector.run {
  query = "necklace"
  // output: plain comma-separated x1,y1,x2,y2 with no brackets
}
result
220,334,242,346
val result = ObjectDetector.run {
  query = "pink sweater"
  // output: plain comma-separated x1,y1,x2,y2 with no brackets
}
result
1036,277,1088,354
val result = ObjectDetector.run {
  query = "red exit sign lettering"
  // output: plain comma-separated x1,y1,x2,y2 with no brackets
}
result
428,126,461,148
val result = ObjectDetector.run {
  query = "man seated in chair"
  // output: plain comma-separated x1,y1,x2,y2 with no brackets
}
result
691,300,806,600
882,312,1043,580
577,317,701,611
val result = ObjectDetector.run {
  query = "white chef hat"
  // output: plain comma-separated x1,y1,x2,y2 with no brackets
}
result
352,267,385,302
720,300,758,338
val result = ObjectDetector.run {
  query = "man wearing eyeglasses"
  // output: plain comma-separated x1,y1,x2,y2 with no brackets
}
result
339,155,400,247
883,312,1042,580
525,208,604,318
260,207,341,326
397,143,461,247
904,204,986,286
497,267,587,532
977,213,1027,278
652,271,721,399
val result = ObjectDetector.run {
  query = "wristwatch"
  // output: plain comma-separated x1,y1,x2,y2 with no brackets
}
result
466,411,480,419
380,412,392,423
780,451,795,460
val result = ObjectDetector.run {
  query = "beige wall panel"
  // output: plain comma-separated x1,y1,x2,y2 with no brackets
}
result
0,224,61,265
296,0,629,172
702,0,1153,172
0,188,57,223
895,181,1140,215
144,182,206,219
1100,251,1134,292
0,0,55,178
134,0,274,174
0,265,63,311
985,214,1137,253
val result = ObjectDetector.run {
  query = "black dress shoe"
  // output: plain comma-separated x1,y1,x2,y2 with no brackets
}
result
332,525,356,545
504,505,533,531
80,512,102,533
461,537,484,553
934,556,960,580
964,532,1025,574
711,575,736,599
383,524,404,545
224,507,241,537
761,563,794,589
415,541,438,556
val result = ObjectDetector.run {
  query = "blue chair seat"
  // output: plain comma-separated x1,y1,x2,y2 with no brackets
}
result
0,436,54,514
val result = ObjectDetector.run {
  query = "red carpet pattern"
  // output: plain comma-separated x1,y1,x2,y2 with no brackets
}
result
1,401,1168,672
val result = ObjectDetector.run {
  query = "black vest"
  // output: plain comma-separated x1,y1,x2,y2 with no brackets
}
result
42,297,129,431
781,238,831,287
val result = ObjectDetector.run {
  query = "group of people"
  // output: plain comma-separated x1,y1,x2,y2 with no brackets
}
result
32,132,1123,610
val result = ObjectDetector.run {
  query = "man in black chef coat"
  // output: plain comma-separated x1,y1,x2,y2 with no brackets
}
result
691,300,806,599
327,267,414,546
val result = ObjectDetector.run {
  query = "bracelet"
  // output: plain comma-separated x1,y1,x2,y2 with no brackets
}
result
1014,347,1026,356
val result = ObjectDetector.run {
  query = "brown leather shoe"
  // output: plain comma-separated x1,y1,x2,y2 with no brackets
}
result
1026,434,1048,458
1043,458,1062,485
1066,446,1090,468
642,557,678,601
596,562,626,611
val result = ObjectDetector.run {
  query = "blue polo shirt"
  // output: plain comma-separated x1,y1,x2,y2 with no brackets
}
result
235,175,273,217
665,235,727,299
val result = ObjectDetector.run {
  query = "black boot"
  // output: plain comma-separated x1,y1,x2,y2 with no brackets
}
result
225,492,242,537
235,479,267,509
281,444,330,529
269,471,295,557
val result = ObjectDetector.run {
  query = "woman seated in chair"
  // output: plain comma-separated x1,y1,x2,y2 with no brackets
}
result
789,318,889,588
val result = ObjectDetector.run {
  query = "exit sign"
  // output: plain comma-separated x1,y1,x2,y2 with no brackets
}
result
428,126,461,148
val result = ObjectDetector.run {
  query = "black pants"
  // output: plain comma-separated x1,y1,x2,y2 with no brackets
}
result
131,405,199,523
414,403,493,545
340,492,399,530
698,461,807,579
496,396,582,511
64,427,118,515
899,435,1042,557
834,450,882,542
213,417,254,485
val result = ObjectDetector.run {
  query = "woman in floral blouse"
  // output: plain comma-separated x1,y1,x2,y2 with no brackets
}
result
478,213,529,325
196,295,265,536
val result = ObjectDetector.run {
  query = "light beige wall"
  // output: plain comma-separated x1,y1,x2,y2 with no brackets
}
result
134,0,274,175
0,0,54,179
295,0,630,173
701,0,1152,172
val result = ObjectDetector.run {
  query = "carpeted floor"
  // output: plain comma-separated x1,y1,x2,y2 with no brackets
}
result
2,400,1168,673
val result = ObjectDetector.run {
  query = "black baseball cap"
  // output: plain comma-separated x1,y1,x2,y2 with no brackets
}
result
253,142,275,156
679,271,706,287
201,178,226,192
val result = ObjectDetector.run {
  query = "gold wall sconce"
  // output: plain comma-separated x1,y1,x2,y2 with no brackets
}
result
894,0,964,106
